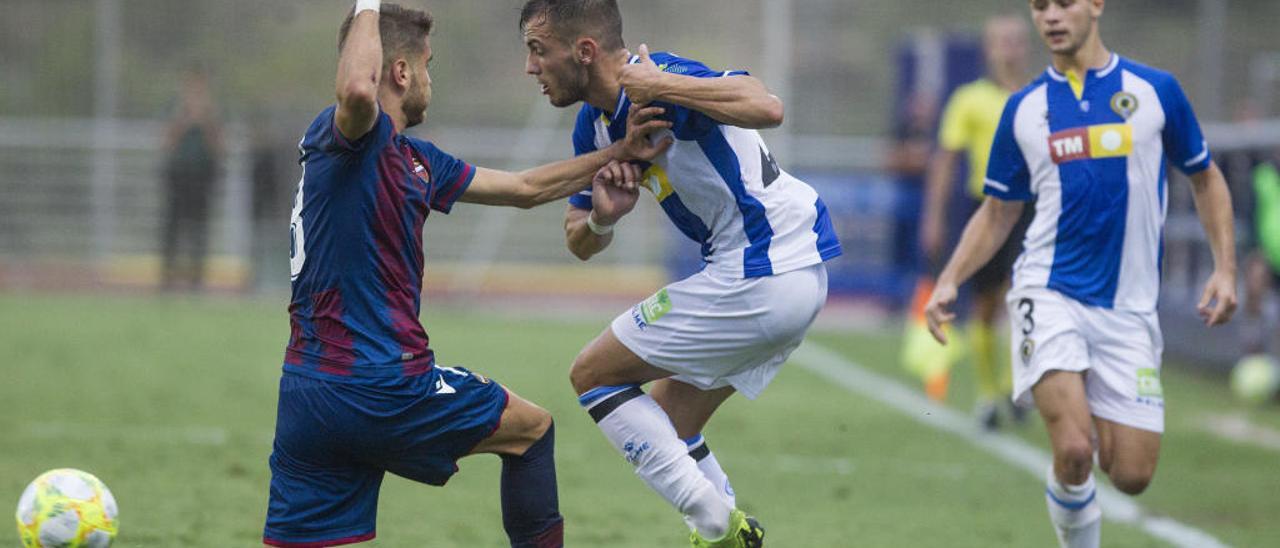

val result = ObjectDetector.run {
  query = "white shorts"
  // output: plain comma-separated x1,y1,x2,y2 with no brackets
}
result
1008,287,1165,433
610,263,828,399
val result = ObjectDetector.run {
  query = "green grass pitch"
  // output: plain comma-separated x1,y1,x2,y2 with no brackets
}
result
3,294,1279,546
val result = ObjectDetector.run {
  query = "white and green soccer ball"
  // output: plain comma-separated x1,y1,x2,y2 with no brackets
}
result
1230,354,1280,405
15,469,118,548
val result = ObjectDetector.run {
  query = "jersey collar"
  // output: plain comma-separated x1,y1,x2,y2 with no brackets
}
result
1045,53,1120,82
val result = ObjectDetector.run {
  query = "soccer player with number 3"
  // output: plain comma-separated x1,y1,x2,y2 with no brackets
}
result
263,2,670,546
925,1,1237,547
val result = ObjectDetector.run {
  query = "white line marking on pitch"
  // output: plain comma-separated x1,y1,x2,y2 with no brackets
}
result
791,341,1229,548
1200,413,1280,452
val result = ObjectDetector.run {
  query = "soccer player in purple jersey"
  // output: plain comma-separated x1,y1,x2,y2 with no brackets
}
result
262,2,671,547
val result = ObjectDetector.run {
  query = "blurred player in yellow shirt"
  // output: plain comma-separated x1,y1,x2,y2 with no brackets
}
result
920,14,1032,429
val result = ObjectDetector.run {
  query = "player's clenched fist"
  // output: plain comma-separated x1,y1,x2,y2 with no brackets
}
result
924,281,958,345
590,162,641,226
619,44,664,105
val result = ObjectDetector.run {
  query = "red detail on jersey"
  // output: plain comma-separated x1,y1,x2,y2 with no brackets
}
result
1048,127,1091,164
311,288,357,375
373,144,433,376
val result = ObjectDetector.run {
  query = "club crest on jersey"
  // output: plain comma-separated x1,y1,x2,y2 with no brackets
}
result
411,156,431,185
1047,123,1133,164
1020,338,1035,367
1110,91,1139,120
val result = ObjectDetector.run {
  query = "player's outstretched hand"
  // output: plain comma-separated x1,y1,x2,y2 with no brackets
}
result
1197,268,1238,326
617,105,674,163
924,281,958,344
619,44,663,106
591,162,641,225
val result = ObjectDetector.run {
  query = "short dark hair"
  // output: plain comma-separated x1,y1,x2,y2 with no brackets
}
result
338,3,434,69
519,0,624,51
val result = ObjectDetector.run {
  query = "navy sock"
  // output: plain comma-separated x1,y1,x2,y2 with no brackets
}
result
500,422,563,548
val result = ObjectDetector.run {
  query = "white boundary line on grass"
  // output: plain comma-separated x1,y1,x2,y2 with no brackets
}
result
790,341,1229,548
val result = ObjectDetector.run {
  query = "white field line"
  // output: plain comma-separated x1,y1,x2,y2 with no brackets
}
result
791,341,1229,548
1200,413,1280,452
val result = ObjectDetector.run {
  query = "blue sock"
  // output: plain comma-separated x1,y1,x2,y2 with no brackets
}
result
500,422,563,548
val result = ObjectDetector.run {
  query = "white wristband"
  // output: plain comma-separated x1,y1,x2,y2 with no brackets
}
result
586,212,614,236
355,0,380,15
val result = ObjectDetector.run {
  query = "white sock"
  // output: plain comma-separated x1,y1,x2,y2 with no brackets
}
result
1045,466,1102,548
685,434,737,508
581,385,731,539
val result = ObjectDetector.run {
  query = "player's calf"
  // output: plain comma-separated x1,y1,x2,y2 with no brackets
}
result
500,422,563,548
471,392,562,547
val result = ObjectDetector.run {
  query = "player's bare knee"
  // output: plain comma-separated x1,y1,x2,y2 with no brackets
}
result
1054,437,1095,479
526,406,553,441
1109,468,1153,495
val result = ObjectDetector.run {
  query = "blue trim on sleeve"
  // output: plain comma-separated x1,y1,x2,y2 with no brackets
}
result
568,191,593,210
1122,59,1212,175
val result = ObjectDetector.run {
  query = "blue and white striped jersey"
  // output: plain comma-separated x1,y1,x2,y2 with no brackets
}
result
569,52,842,279
985,54,1211,311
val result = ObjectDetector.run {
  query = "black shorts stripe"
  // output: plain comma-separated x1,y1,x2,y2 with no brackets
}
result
587,387,645,423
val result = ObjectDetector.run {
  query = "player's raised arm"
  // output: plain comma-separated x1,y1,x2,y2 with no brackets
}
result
620,44,783,129
1188,161,1238,326
334,0,383,141
458,106,672,209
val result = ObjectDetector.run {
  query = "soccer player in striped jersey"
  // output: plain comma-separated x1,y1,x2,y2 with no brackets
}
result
925,1,1237,547
520,1,841,546
264,2,670,546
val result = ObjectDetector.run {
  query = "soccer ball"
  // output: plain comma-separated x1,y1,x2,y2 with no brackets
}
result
14,469,118,548
1230,354,1280,405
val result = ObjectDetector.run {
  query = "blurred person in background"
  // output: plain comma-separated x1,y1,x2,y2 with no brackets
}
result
249,107,294,293
1242,148,1280,356
160,66,224,292
925,0,1236,546
919,14,1033,430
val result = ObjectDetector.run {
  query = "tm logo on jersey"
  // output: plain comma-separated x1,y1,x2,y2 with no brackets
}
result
631,289,672,331
1048,123,1133,164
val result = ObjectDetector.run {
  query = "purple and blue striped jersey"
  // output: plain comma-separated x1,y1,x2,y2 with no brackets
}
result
283,106,475,380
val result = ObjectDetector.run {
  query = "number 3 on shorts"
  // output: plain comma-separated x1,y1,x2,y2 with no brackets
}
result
1017,298,1035,335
